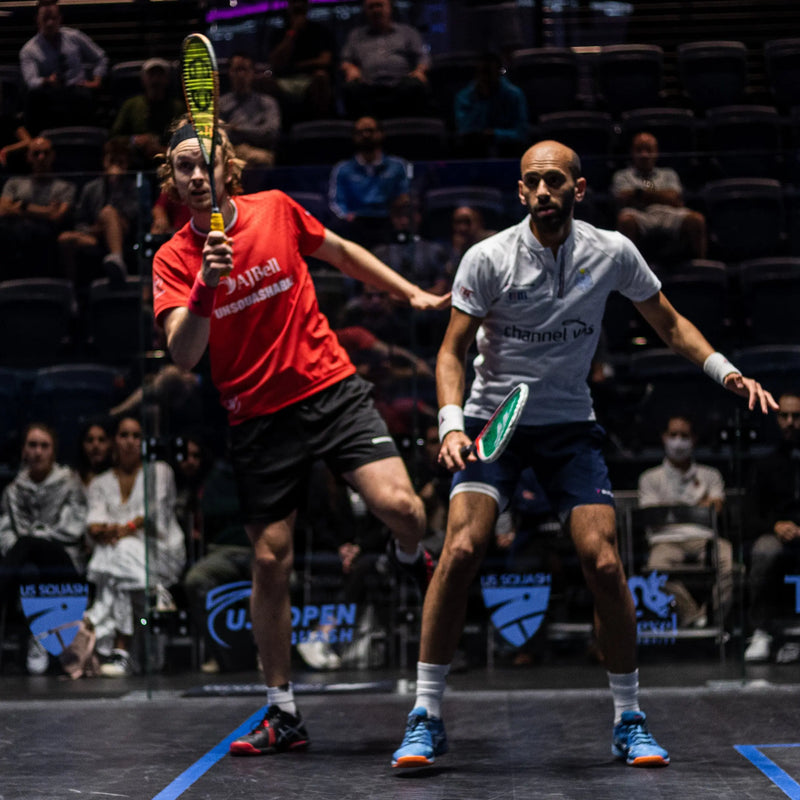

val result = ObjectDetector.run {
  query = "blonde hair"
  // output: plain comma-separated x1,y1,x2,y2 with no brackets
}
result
157,115,245,203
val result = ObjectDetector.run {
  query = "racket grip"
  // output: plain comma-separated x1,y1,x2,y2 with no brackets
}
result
460,444,476,459
209,211,225,233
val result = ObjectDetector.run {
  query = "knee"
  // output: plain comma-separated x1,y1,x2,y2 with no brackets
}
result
251,545,292,583
751,533,782,561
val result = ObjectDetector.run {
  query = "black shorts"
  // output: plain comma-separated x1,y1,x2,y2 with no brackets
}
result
229,374,399,524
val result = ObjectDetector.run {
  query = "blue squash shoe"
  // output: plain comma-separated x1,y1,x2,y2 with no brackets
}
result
392,706,448,768
612,710,670,767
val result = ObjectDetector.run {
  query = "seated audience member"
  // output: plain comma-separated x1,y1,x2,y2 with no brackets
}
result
172,430,213,566
220,52,281,169
743,391,800,662
328,116,410,247
57,138,139,287
0,135,76,279
436,205,495,293
110,58,185,170
83,415,186,676
264,0,335,121
373,193,449,291
637,414,733,628
340,0,431,119
454,52,528,158
0,423,88,674
611,131,706,262
75,416,113,491
150,189,191,237
19,0,108,133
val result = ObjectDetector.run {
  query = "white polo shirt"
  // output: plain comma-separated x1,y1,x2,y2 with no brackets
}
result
452,217,661,425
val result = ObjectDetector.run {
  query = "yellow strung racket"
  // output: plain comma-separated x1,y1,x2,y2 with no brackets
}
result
180,33,224,234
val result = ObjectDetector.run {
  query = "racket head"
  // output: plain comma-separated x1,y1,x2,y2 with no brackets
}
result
473,383,529,462
181,33,220,209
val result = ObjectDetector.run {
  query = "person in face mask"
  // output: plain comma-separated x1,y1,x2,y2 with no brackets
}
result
743,391,800,662
637,415,733,628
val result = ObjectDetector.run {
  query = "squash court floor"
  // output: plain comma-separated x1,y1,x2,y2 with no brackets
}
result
2,660,800,800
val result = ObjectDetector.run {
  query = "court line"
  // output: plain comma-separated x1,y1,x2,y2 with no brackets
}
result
735,744,800,800
151,706,267,800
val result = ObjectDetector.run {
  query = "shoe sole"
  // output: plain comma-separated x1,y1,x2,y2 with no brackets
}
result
229,740,309,756
392,754,436,768
612,744,669,767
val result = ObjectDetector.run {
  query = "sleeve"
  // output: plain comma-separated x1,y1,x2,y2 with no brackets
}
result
52,180,77,206
2,177,21,201
19,42,44,90
341,30,358,65
613,235,662,302
450,242,503,318
406,26,427,70
283,191,326,255
611,167,636,199
77,30,108,80
152,241,194,324
706,467,725,503
49,475,88,547
637,468,663,508
86,476,110,527
454,85,479,134
657,168,682,193
0,485,17,557
328,161,351,219
492,84,529,145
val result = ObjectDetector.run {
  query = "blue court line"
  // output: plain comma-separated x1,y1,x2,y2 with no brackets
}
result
735,744,800,800
151,706,267,800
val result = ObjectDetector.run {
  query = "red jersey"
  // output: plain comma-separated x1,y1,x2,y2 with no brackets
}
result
152,191,355,424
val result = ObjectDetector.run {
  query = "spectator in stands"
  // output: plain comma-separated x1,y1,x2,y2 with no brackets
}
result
0,135,76,280
19,0,108,133
611,132,707,263
340,0,431,119
57,138,139,288
0,422,88,674
110,57,185,171
220,53,281,169
373,193,449,290
454,52,529,159
75,416,113,491
637,414,733,628
435,205,495,294
743,391,800,662
265,0,335,121
328,116,410,246
83,415,186,676
172,430,213,567
150,190,191,237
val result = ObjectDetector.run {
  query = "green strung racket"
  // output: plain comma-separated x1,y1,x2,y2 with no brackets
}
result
180,33,224,234
462,383,529,462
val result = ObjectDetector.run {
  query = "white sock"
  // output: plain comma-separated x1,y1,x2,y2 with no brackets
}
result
414,661,450,719
608,669,640,725
394,541,422,563
267,682,297,716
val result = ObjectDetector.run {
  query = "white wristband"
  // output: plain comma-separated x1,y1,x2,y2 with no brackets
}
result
438,404,464,442
703,351,740,386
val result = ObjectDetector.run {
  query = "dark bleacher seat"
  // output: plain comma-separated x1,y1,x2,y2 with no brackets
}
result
427,51,479,128
285,120,354,166
595,44,664,117
0,367,29,463
381,117,448,161
29,363,125,465
676,41,748,113
508,48,580,119
536,110,615,188
0,279,77,367
421,185,505,241
702,178,785,262
738,257,800,345
286,191,330,226
87,277,148,363
0,64,23,120
108,60,147,106
705,105,783,179
764,38,800,112
38,126,108,174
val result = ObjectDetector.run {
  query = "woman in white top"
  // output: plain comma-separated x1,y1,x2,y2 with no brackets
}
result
84,415,186,674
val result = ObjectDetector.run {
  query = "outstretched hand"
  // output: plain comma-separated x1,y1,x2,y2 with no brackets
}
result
409,288,451,312
723,373,779,413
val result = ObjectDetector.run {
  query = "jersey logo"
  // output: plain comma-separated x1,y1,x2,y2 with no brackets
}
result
222,259,282,296
459,286,474,300
153,275,166,299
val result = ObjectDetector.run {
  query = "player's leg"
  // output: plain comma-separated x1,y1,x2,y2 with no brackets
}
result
392,490,497,768
570,503,669,767
229,513,311,756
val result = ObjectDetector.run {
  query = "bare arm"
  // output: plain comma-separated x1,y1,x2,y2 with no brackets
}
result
311,228,450,311
163,229,233,369
634,291,778,413
436,307,483,472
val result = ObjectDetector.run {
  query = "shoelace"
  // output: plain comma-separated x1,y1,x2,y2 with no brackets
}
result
403,715,432,746
624,722,657,748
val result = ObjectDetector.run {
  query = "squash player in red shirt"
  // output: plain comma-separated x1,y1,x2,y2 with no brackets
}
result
152,117,449,756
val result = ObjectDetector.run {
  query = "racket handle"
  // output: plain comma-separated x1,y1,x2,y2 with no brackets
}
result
209,210,225,233
460,444,476,459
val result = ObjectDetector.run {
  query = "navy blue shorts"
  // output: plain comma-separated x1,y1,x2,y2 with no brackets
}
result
451,418,615,518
